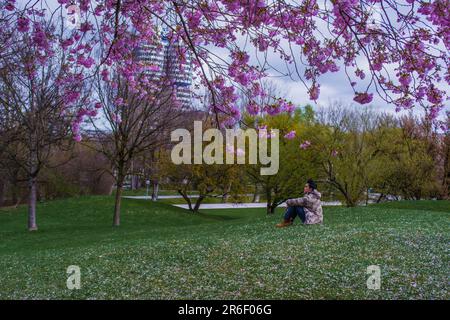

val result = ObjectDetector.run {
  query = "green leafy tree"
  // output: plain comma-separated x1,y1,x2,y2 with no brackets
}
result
312,105,380,207
244,106,319,214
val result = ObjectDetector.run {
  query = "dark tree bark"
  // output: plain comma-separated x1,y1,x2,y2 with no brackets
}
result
252,183,260,203
113,187,122,226
0,179,5,207
11,186,18,207
266,204,276,214
221,182,231,203
113,170,125,226
376,193,385,203
193,195,205,213
177,189,192,211
265,190,279,214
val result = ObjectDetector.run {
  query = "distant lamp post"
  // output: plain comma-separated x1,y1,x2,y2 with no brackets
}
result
146,180,150,197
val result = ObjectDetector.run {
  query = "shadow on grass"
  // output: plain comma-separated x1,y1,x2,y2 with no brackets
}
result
196,211,240,221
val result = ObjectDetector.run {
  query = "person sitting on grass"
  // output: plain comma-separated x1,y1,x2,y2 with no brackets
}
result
276,179,323,228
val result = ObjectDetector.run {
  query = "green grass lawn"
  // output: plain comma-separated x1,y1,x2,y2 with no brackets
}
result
0,197,448,299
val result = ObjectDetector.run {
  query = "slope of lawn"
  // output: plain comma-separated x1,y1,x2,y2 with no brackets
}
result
0,196,448,299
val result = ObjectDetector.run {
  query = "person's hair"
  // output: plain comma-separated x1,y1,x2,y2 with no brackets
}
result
307,179,317,190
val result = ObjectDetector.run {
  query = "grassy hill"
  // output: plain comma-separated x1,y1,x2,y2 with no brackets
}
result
0,197,448,299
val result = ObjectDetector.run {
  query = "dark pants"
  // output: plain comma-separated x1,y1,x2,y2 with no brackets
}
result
284,206,306,223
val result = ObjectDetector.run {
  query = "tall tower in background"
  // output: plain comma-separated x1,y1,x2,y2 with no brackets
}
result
135,5,193,108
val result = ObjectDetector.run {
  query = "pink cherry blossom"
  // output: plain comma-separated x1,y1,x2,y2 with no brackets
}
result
5,3,14,11
309,84,320,101
246,102,259,116
399,73,412,87
257,125,275,139
17,17,30,33
101,69,109,82
1,0,448,131
264,104,281,116
353,92,374,105
300,140,311,150
284,130,296,140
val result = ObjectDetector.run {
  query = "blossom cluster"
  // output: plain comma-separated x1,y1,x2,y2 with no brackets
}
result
1,0,448,137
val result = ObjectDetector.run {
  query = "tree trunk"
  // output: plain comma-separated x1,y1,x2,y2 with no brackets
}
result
193,195,205,213
221,194,228,203
11,171,19,206
442,138,449,199
0,180,5,207
130,175,136,190
346,201,356,207
136,176,141,189
151,180,159,201
28,137,38,231
342,191,356,207
266,188,274,214
178,190,192,211
113,174,124,227
266,203,276,214
28,96,39,231
12,189,17,206
130,161,136,190
28,176,38,231
252,184,260,202
221,182,232,203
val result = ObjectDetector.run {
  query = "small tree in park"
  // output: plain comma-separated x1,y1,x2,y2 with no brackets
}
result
0,11,92,230
369,114,444,201
162,118,246,213
164,160,245,213
244,105,319,214
87,70,185,226
311,104,382,207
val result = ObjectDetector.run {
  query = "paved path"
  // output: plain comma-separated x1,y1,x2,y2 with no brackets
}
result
173,201,342,210
123,195,342,210
123,195,200,200
123,194,254,200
